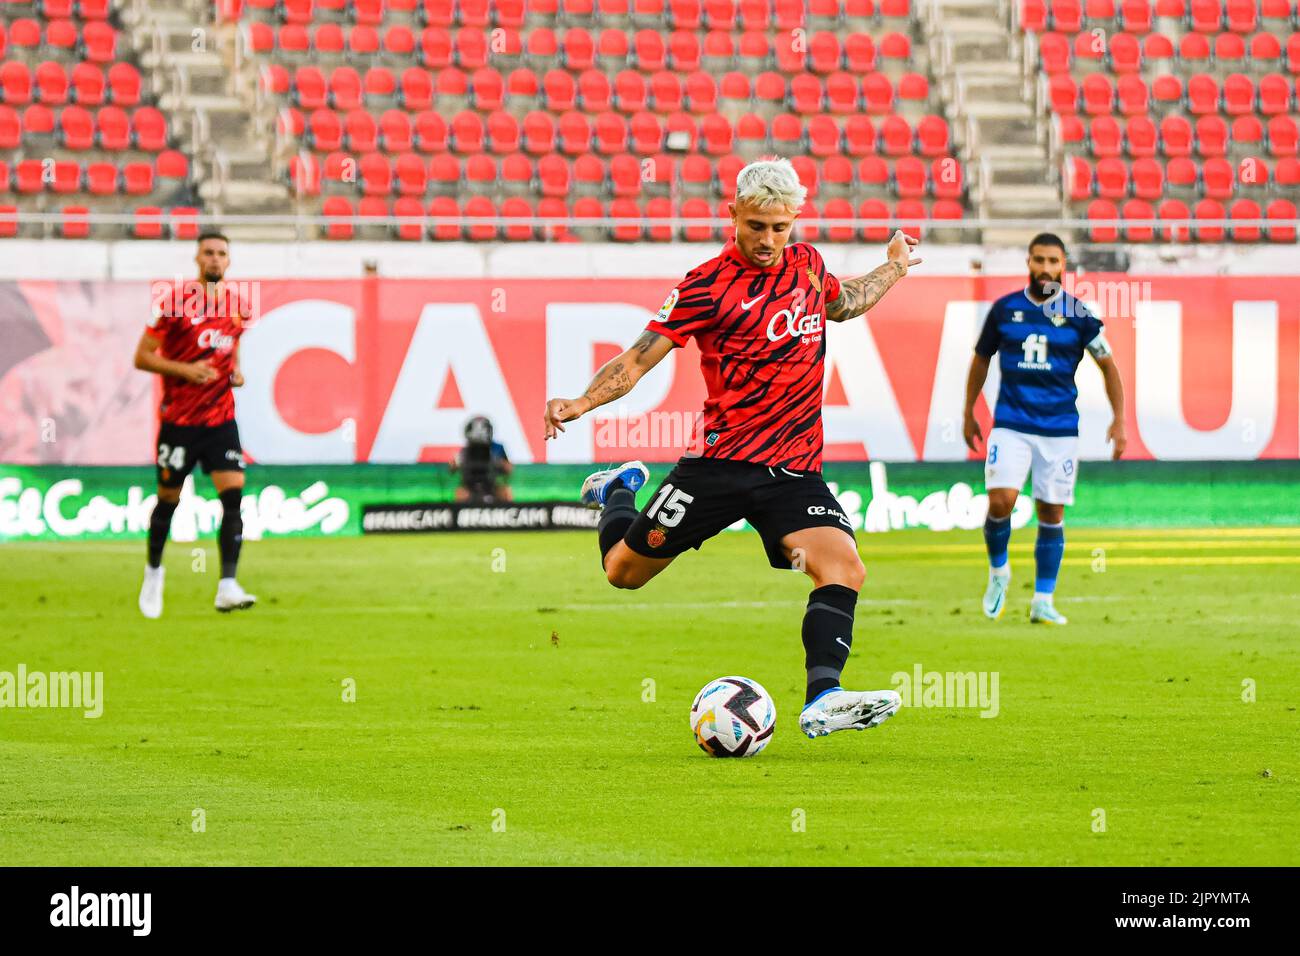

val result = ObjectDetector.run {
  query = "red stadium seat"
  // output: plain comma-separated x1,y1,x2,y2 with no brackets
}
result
1161,115,1194,156
1,63,33,106
82,22,117,63
60,206,91,239
97,105,130,150
1202,157,1235,198
1122,198,1156,241
1222,74,1255,116
1268,115,1299,157
1186,74,1219,115
1258,74,1293,116
123,161,154,196
1087,199,1120,241
59,104,94,149
1082,74,1114,115
1119,117,1155,161
1157,197,1192,240
1131,157,1164,199
862,72,894,115
1196,115,1229,157
1194,198,1226,241
1266,198,1297,242
1090,115,1123,158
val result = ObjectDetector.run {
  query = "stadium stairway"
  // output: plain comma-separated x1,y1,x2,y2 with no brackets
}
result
122,0,295,236
923,0,1062,243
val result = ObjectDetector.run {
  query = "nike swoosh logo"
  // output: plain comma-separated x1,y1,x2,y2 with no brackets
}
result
740,295,766,310
835,636,851,651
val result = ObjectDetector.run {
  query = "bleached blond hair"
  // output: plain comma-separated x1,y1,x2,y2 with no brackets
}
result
734,157,807,211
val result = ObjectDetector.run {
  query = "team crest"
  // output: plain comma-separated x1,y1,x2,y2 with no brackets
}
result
646,526,667,549
1049,312,1067,327
805,269,821,293
656,288,679,322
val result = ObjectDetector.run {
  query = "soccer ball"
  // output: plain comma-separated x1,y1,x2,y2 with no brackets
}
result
690,676,776,757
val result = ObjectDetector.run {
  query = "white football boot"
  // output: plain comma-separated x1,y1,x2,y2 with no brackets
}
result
1029,596,1068,625
138,565,165,619
983,567,1011,620
799,687,902,739
580,460,649,508
215,578,257,613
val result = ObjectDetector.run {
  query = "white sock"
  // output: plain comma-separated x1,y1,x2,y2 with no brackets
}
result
990,564,1011,580
1032,591,1053,604
219,577,236,587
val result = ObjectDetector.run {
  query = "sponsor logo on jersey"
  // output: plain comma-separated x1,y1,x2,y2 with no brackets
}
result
656,288,679,323
1011,310,1024,322
646,526,667,548
765,304,823,344
197,328,236,352
739,294,766,311
706,432,719,446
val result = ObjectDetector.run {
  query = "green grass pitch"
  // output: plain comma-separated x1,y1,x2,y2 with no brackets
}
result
1,527,1297,866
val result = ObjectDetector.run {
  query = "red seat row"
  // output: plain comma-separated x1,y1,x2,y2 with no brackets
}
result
1039,29,1300,73
0,103,169,151
0,61,144,108
1047,71,1297,114
316,192,943,245
1058,111,1300,156
0,204,201,240
4,0,113,20
226,0,907,31
1023,0,1299,36
0,101,170,152
244,21,914,74
280,104,952,158
0,18,118,62
262,63,931,116
1065,153,1300,199
1082,196,1297,242
288,148,964,201
0,153,189,195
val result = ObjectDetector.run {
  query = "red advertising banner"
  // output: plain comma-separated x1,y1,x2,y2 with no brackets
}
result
1,276,1297,464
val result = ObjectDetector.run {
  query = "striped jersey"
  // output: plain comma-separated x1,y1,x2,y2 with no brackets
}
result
645,239,842,471
144,281,248,427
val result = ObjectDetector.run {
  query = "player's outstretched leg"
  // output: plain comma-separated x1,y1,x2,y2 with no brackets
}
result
1029,504,1067,624
139,489,178,619
213,480,256,612
783,526,902,739
982,488,1016,620
581,460,674,590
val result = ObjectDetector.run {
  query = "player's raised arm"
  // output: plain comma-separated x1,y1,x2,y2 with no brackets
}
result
825,229,923,322
133,330,216,384
543,329,675,440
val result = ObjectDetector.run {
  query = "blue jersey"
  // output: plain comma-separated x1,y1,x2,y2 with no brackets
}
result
975,288,1105,438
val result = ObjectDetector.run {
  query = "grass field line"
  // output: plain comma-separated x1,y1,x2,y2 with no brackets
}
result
905,555,1300,567
871,539,1300,554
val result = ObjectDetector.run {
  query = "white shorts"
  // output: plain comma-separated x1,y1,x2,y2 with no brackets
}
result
984,427,1079,505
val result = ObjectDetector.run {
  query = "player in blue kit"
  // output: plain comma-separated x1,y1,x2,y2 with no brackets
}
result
962,234,1127,624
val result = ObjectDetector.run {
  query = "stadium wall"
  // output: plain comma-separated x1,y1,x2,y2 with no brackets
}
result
2,460,1298,542
2,273,1298,465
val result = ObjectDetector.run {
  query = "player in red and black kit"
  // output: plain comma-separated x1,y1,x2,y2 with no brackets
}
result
543,158,921,740
133,232,257,617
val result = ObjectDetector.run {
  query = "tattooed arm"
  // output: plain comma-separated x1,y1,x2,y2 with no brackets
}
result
824,229,923,322
543,330,676,440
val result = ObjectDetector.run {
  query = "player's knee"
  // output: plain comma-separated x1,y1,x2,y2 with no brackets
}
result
839,555,867,591
156,487,181,504
605,561,645,590
603,550,643,590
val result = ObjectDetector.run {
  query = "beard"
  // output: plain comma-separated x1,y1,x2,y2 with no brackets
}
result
1029,273,1061,298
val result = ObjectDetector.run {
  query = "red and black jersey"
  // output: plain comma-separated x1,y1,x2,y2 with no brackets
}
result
645,239,842,471
144,281,248,427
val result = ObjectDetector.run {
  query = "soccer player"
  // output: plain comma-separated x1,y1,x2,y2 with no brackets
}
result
133,232,257,618
543,158,920,739
962,233,1127,624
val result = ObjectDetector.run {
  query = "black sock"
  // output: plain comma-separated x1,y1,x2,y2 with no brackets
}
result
218,488,243,579
147,498,178,568
598,486,638,568
803,583,858,704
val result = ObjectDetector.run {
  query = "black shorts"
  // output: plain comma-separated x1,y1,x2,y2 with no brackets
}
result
624,457,855,569
155,420,245,488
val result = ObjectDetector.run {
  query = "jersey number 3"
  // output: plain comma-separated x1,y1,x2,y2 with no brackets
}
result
646,483,694,527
